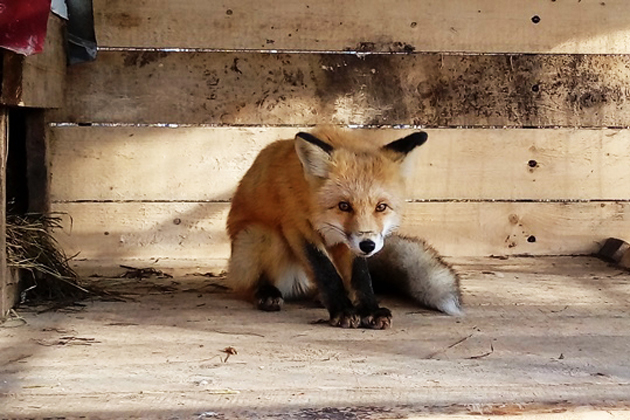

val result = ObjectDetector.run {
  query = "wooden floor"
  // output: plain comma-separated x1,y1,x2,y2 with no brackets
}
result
1,256,630,419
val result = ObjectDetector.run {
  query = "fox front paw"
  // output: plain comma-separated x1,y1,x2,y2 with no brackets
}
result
329,310,361,328
255,282,284,312
257,296,284,312
360,307,392,330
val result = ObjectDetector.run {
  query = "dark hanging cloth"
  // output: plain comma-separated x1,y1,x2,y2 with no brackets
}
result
66,0,97,64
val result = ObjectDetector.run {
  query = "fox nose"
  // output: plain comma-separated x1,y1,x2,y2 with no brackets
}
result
359,240,376,254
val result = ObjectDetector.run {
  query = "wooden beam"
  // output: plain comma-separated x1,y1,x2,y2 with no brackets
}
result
1,13,66,108
93,0,630,54
50,201,630,263
50,52,630,127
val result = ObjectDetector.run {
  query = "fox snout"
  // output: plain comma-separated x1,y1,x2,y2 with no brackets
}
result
359,240,376,254
349,233,384,257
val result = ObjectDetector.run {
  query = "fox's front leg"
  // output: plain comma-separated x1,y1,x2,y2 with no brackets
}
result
351,257,392,329
303,243,361,328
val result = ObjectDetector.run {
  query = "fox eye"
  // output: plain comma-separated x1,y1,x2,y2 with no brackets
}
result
375,203,388,212
338,201,353,212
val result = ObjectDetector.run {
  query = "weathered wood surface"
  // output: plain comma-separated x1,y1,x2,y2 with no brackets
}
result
0,14,66,108
51,201,630,264
2,257,630,418
50,126,630,202
50,52,630,127
94,0,630,54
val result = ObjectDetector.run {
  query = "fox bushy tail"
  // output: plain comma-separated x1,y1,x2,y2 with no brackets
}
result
368,234,463,316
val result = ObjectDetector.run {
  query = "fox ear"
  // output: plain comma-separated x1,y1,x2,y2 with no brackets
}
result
381,131,428,162
295,132,334,178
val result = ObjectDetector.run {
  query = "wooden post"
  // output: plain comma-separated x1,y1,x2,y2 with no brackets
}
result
25,109,50,214
0,107,9,315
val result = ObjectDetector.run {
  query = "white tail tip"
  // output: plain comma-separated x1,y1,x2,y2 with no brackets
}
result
437,297,464,317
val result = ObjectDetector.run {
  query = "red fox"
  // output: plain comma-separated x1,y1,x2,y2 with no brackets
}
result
227,127,462,329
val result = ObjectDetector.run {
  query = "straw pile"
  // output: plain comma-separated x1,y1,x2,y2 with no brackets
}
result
6,213,89,303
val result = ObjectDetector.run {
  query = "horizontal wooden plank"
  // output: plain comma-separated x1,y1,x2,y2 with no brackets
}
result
50,126,630,202
49,52,630,127
51,202,630,263
49,126,288,202
53,202,232,263
1,14,66,108
94,0,630,54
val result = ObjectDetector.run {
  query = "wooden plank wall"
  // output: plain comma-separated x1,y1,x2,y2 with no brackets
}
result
49,0,630,268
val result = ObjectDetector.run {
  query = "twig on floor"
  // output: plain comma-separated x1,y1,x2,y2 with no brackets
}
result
426,333,474,359
193,271,227,278
0,309,28,328
467,342,495,359
184,282,231,293
42,327,76,334
4,354,33,365
36,302,87,314
34,336,101,346
206,329,265,338
119,265,173,279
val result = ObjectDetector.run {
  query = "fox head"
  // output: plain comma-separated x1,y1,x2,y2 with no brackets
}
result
295,129,427,257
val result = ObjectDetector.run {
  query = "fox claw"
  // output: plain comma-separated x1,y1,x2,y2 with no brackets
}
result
360,307,392,330
329,311,361,328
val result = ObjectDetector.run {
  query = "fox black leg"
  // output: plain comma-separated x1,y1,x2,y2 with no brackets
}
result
352,257,392,329
304,243,360,328
255,273,284,311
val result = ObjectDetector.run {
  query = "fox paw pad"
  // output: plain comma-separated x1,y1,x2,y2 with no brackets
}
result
360,307,392,330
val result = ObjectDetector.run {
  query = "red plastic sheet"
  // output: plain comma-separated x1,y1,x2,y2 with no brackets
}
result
0,0,52,55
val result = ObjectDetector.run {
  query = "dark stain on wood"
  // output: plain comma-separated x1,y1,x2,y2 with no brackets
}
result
316,54,408,125
351,41,416,53
406,55,547,126
53,52,630,127
123,51,168,68
230,58,243,74
105,12,142,29
287,405,396,420
562,55,626,111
